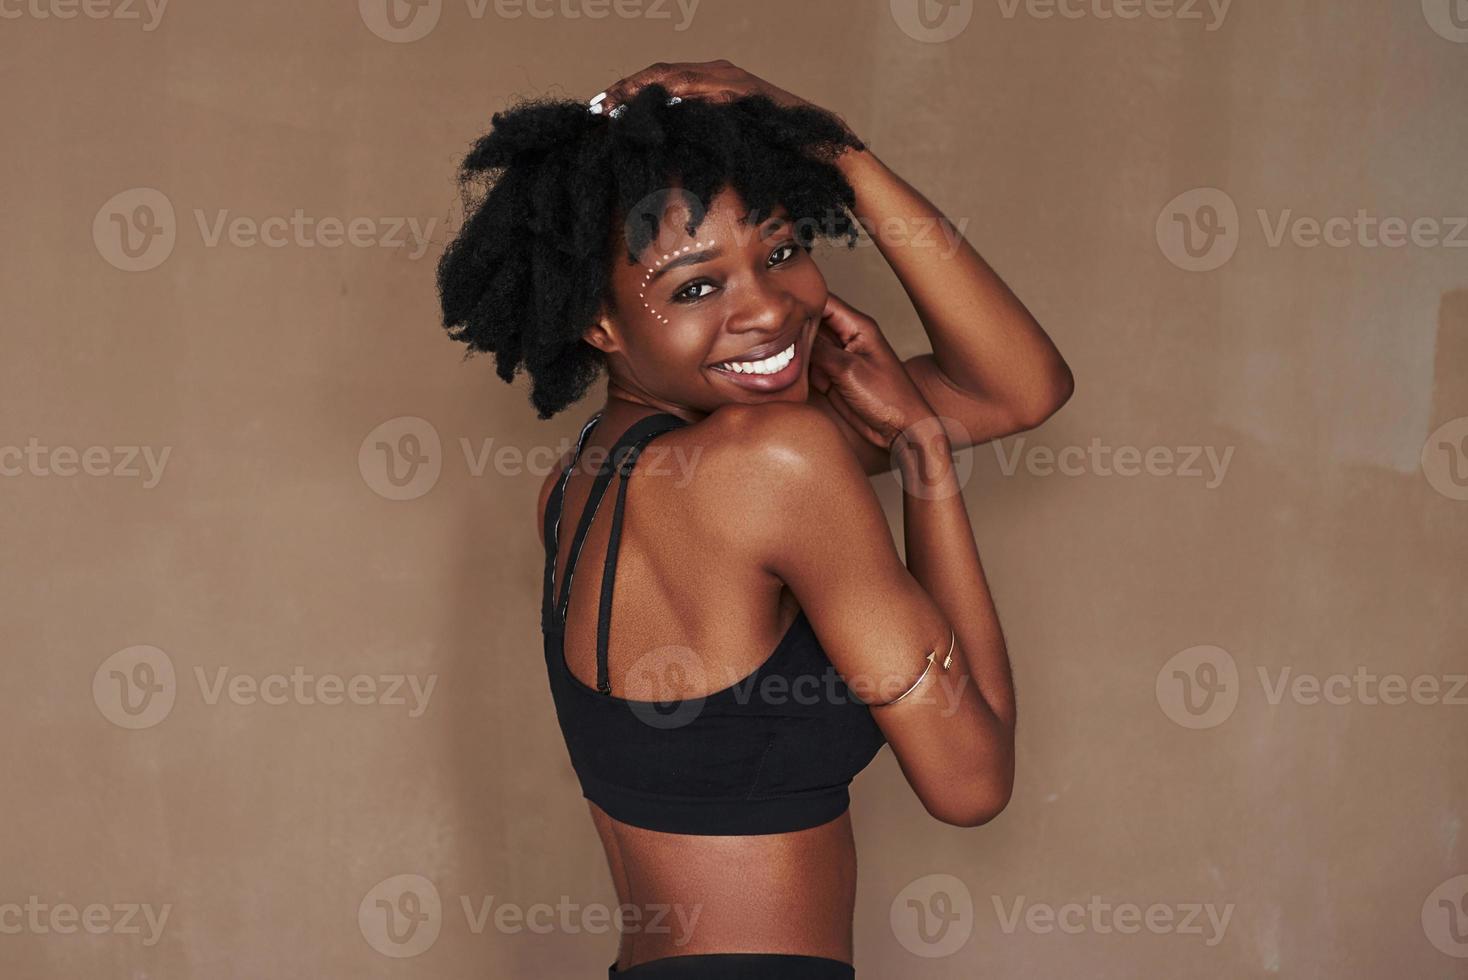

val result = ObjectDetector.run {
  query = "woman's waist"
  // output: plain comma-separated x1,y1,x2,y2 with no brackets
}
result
598,809,860,964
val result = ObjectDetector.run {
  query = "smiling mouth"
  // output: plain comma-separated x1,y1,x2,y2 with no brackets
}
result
711,341,796,375
708,317,812,373
707,319,811,392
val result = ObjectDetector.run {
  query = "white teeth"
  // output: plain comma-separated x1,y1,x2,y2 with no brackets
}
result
716,342,795,376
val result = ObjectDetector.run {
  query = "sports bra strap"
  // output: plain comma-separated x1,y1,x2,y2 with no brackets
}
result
541,412,603,632
546,412,688,659
593,414,687,693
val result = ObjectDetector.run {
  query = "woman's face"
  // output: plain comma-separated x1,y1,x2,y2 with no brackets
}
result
589,186,828,415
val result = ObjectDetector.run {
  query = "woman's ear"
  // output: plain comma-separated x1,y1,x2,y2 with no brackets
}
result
581,307,621,355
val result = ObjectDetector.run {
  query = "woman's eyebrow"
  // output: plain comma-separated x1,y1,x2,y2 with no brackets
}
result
646,246,722,285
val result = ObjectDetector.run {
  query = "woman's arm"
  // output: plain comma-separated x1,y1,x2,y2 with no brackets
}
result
810,143,1074,476
707,401,1015,827
895,416,1016,737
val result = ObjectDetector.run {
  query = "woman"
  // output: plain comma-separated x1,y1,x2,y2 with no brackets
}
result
437,61,1073,978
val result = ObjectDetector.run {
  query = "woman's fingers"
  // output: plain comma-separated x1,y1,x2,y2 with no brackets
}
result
819,383,884,448
809,324,850,377
820,292,876,350
593,61,736,113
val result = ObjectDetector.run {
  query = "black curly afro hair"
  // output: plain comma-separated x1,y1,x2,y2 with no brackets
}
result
436,81,867,419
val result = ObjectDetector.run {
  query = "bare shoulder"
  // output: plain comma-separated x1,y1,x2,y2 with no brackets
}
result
680,402,878,570
699,401,859,477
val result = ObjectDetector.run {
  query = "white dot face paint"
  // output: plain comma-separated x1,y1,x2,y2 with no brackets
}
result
639,240,711,325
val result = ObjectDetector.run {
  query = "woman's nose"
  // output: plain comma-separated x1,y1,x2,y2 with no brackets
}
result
727,283,796,336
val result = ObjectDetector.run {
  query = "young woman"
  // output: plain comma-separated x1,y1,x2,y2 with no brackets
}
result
437,60,1073,979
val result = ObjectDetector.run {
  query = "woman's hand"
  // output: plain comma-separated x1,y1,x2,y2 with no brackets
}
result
809,292,936,452
590,59,857,140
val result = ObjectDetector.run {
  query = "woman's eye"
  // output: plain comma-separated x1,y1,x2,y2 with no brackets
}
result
672,280,716,303
769,242,799,265
670,244,800,304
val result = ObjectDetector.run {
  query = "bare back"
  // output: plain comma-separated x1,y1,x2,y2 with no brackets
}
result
536,408,862,969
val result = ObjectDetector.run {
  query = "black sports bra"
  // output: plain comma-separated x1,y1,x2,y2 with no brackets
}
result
539,410,887,835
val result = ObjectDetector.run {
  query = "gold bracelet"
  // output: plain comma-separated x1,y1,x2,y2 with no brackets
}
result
872,628,955,707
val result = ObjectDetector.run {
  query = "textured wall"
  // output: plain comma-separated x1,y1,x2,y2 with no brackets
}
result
2,1,1465,977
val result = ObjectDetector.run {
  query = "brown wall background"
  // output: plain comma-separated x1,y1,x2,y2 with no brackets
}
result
3,1,1465,977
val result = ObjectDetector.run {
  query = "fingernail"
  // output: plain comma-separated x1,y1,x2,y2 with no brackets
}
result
589,91,607,105
589,103,603,114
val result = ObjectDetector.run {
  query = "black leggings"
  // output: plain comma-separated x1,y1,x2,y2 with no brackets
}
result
608,953,855,978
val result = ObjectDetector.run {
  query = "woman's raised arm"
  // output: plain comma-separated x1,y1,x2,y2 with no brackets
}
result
810,145,1074,475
